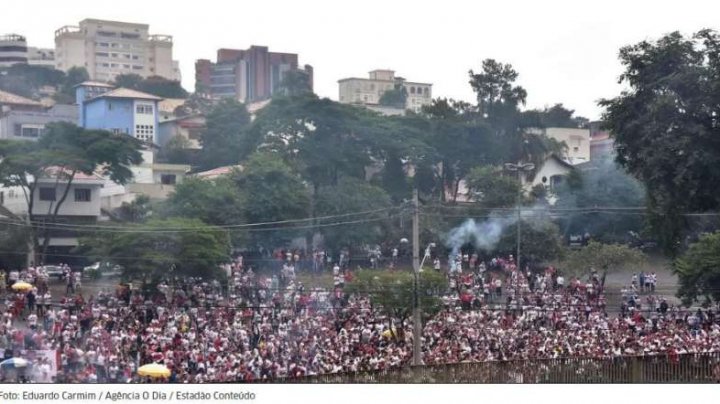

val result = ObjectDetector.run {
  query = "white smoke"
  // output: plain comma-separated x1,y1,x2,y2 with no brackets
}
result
444,204,551,257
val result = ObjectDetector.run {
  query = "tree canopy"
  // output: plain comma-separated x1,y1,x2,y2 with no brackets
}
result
197,98,252,170
674,231,720,306
113,74,188,98
601,30,720,254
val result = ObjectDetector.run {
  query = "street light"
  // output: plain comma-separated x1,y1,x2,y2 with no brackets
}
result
504,161,535,272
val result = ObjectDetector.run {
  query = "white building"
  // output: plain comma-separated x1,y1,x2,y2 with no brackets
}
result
0,169,104,249
338,69,432,113
544,127,591,165
0,34,28,66
55,19,181,83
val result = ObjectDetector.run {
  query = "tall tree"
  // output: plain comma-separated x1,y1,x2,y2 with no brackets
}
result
232,152,311,248
315,177,393,252
674,231,720,305
0,122,143,261
600,30,720,254
198,98,252,170
465,166,521,208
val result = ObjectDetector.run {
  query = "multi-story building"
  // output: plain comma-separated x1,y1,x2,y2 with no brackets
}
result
55,19,181,83
0,89,77,140
0,34,28,67
195,45,313,102
75,82,190,208
338,69,432,113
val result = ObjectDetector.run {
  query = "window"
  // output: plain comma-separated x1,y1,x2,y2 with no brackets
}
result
98,42,109,47
136,104,153,114
97,31,117,37
95,52,109,57
39,187,56,201
573,146,579,152
108,102,113,111
0,192,3,205
135,124,154,142
74,188,91,202
121,32,140,39
410,87,416,94
132,65,143,70
160,174,176,185
110,128,125,135
14,124,44,138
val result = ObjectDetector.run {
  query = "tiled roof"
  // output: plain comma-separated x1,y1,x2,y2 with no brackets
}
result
0,89,43,107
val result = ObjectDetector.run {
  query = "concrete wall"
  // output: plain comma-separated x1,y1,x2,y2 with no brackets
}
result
1,181,102,217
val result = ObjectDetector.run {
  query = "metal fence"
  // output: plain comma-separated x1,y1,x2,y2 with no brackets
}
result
257,353,720,383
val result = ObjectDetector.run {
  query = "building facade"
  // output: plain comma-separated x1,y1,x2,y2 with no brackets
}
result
544,127,591,165
338,69,432,113
27,47,55,67
195,45,313,102
76,82,161,143
55,19,181,82
0,34,28,66
0,89,77,140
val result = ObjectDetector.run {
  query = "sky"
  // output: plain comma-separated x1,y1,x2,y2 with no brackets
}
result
3,0,719,120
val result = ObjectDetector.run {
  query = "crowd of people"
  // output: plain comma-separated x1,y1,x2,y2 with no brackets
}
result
0,250,719,383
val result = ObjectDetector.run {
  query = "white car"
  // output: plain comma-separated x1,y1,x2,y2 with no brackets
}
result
40,265,65,280
83,262,123,278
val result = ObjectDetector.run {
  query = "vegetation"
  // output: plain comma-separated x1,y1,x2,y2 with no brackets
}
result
601,30,720,254
558,241,647,277
113,74,188,98
0,122,143,262
674,232,720,305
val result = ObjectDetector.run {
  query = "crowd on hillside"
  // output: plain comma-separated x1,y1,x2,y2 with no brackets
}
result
1,251,719,383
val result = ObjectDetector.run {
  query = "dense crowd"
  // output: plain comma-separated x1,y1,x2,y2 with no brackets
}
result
0,251,719,383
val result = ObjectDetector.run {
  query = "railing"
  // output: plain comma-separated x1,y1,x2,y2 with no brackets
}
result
0,34,26,42
149,35,173,43
55,26,82,38
252,353,720,383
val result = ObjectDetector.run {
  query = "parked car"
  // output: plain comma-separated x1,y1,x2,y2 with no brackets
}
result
83,262,123,278
40,265,65,280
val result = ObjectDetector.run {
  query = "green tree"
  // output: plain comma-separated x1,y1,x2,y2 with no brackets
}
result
378,82,408,108
232,152,310,248
0,64,65,98
315,177,392,252
198,98,251,170
114,195,152,223
58,67,90,100
83,218,230,282
600,30,720,254
674,231,720,305
347,270,447,334
277,69,313,97
381,153,410,203
469,59,527,121
157,135,196,165
497,218,564,265
138,75,188,98
0,122,143,261
465,166,521,208
559,241,647,277
113,74,188,98
113,73,144,90
0,221,30,270
162,177,245,228
532,103,589,128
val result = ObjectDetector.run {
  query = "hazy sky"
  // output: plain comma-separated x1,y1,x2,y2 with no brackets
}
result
4,0,719,119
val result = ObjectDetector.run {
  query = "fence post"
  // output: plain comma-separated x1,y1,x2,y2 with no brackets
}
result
630,356,643,383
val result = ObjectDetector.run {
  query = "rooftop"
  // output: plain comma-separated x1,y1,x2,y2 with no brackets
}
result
0,34,26,42
0,89,43,107
75,81,115,88
89,87,163,102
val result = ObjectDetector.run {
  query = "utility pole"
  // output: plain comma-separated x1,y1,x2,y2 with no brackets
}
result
411,188,422,367
504,161,535,272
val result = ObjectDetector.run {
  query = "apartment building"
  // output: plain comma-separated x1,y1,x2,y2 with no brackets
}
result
338,69,432,113
55,19,181,82
195,45,313,102
0,34,28,66
0,89,77,140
